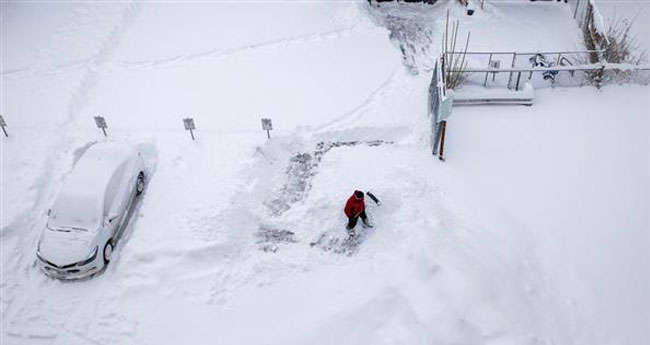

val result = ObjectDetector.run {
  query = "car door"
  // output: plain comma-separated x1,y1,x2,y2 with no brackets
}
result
121,157,138,212
111,158,138,231
105,163,128,237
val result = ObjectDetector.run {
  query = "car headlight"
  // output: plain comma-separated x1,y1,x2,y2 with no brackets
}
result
78,246,98,266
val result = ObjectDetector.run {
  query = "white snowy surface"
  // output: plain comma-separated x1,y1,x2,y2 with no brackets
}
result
444,85,649,345
596,0,650,52
456,1,584,52
1,1,648,345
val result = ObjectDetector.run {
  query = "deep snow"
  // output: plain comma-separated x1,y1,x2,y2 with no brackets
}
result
1,1,648,345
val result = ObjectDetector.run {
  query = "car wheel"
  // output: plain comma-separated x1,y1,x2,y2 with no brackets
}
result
136,172,145,195
103,241,113,265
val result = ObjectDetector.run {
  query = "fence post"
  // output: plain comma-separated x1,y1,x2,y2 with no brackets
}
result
484,53,493,86
507,53,517,89
430,60,442,156
441,55,447,94
515,71,522,91
438,121,447,161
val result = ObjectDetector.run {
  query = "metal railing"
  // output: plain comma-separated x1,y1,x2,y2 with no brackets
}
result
428,52,649,158
446,58,650,90
444,49,608,89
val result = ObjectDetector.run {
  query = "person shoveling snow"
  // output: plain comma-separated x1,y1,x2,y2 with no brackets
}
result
344,190,380,235
309,190,381,254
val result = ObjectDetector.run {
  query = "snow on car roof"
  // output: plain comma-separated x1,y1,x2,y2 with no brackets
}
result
67,142,136,192
49,142,137,230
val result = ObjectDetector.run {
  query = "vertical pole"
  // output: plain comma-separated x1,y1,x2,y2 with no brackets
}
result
507,53,517,89
484,53,493,86
596,64,605,89
573,0,580,19
1,126,8,137
556,53,562,65
266,129,270,139
481,0,485,10
101,128,107,137
438,121,447,162
441,54,447,95
515,71,522,91
190,129,195,140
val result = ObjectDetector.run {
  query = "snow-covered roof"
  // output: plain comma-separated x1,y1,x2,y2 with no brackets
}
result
48,142,136,230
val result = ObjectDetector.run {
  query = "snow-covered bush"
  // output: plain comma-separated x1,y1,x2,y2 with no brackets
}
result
602,17,647,65
443,12,471,89
601,17,649,85
580,2,648,86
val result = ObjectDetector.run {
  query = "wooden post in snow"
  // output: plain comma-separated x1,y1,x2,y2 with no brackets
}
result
438,121,447,162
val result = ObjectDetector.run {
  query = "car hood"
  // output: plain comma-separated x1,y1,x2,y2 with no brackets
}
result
38,228,97,266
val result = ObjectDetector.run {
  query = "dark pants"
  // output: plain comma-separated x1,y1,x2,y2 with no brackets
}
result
347,210,368,230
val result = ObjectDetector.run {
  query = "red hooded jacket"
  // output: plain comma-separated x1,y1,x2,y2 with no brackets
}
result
344,191,365,218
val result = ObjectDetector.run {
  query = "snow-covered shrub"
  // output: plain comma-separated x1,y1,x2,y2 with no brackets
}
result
443,12,471,89
580,1,606,86
601,17,649,85
444,47,470,89
602,17,647,65
580,2,648,86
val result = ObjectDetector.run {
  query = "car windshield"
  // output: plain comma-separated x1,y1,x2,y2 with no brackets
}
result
48,193,101,231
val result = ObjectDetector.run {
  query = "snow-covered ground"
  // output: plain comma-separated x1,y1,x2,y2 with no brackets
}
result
1,1,648,345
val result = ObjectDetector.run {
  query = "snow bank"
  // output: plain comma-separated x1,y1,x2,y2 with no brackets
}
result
443,85,650,345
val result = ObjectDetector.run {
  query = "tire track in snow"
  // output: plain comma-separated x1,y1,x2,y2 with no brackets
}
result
0,59,92,79
65,1,140,125
114,25,360,70
314,67,403,133
1,25,361,78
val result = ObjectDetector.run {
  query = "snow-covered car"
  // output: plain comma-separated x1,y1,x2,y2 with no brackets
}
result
36,142,146,279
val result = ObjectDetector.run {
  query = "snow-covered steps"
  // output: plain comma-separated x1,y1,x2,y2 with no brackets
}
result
451,83,534,106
